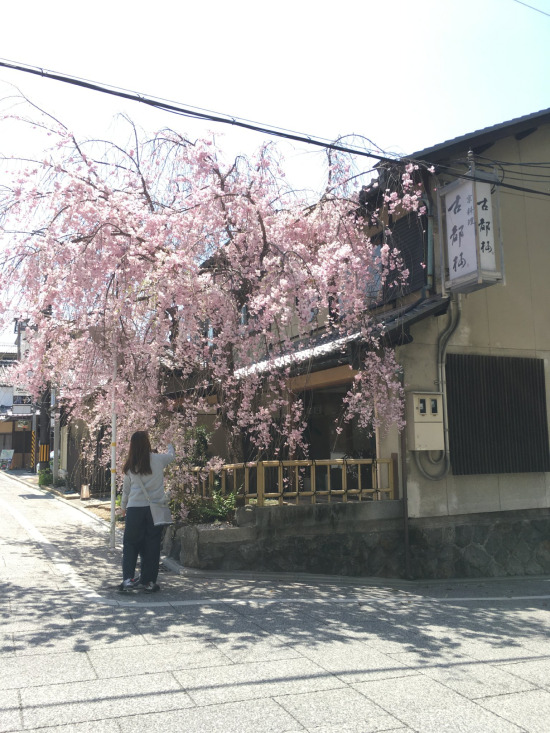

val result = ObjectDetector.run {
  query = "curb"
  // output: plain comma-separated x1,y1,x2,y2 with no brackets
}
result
3,470,188,575
4,470,125,538
8,471,550,592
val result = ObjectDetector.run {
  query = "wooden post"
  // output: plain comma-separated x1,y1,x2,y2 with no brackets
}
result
257,461,265,507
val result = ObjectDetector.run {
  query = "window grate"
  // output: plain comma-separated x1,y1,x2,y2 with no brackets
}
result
446,353,550,475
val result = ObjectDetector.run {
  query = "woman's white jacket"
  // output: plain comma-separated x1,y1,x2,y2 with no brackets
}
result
121,445,175,510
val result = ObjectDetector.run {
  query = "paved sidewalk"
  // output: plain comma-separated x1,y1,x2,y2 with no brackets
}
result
1,470,550,732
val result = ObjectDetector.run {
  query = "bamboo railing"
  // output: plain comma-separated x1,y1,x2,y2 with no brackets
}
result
188,458,394,505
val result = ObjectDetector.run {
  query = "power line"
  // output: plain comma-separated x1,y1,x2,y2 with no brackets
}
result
475,154,550,168
511,0,550,17
1,57,550,199
416,158,550,198
0,58,396,165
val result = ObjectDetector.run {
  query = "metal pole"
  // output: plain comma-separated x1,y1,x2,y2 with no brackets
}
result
31,409,37,473
52,388,60,483
109,350,117,550
400,424,412,580
38,389,51,471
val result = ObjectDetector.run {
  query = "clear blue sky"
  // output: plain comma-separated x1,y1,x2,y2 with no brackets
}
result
0,0,549,192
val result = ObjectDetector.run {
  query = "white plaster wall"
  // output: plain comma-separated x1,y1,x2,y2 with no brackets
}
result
395,125,550,518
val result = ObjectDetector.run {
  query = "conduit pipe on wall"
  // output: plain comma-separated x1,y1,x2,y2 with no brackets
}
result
413,293,462,480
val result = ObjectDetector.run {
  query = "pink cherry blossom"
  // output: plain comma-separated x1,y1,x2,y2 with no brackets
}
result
0,103,426,473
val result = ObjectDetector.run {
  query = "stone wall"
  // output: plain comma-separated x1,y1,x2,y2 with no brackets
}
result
162,503,550,580
408,508,550,579
164,501,406,578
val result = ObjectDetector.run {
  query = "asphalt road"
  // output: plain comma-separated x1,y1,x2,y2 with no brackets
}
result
1,470,550,732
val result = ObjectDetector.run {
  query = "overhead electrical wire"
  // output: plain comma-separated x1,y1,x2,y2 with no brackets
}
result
415,158,550,198
1,57,550,199
477,156,550,167
511,0,550,18
0,58,395,166
446,161,550,183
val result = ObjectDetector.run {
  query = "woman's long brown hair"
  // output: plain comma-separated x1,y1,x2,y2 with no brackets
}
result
122,431,152,475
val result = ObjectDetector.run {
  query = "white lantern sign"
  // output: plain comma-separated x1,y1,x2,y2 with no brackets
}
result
440,177,502,293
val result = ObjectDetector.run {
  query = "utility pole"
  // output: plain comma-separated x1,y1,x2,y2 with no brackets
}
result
109,349,118,550
31,409,37,473
38,388,51,471
51,388,60,483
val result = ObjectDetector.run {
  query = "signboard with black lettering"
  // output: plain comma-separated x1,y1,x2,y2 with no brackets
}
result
440,177,502,293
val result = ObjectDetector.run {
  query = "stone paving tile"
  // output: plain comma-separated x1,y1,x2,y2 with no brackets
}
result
173,657,345,706
228,604,333,642
478,688,550,732
455,638,547,663
133,606,262,644
122,619,200,645
363,631,460,656
5,599,76,621
274,688,400,732
0,650,96,691
1,554,52,568
1,593,74,621
516,635,550,655
307,726,411,733
8,721,121,733
0,567,62,582
0,689,21,733
355,674,523,732
292,639,417,683
493,657,550,689
210,632,301,664
0,616,73,634
4,474,550,733
12,622,146,655
88,639,233,678
389,649,535,699
0,577,64,595
118,697,304,733
290,605,392,642
67,604,125,623
0,633,15,657
20,672,194,728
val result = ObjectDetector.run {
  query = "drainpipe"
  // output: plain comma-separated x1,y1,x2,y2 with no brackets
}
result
399,396,412,579
438,293,462,470
413,293,462,480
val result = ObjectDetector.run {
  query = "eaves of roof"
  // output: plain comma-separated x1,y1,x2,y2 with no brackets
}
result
164,296,451,399
236,294,450,379
380,294,450,342
306,294,450,373
410,107,550,164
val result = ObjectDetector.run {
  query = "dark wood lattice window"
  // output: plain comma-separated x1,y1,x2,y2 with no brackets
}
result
446,353,550,475
371,214,427,305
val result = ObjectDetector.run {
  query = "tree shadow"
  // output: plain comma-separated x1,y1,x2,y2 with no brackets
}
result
4,517,550,665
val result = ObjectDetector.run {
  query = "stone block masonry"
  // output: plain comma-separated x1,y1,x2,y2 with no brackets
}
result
409,508,550,579
162,503,550,580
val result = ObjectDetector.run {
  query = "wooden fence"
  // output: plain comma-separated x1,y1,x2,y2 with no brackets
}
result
189,458,395,505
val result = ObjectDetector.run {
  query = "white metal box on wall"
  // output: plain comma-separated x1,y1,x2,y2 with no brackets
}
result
406,392,444,451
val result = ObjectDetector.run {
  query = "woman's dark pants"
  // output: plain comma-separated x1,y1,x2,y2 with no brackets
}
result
122,506,162,584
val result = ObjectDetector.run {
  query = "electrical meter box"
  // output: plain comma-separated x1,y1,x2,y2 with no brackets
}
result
406,392,444,451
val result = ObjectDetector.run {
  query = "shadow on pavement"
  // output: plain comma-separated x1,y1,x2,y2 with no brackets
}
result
4,524,550,663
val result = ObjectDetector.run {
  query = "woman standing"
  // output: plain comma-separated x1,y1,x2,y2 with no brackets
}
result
119,431,175,593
